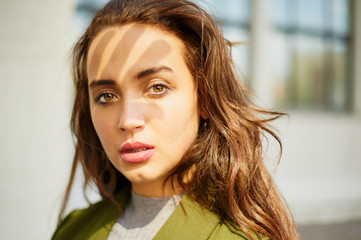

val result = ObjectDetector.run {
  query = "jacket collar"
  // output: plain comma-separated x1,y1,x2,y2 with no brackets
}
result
154,195,220,239
102,185,220,240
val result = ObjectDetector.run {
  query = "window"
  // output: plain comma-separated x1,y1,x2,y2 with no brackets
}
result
270,0,351,111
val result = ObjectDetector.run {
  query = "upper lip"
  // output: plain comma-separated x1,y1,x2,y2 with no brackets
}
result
119,141,154,152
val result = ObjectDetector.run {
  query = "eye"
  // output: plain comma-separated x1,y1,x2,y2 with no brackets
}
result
152,85,164,93
147,82,170,97
95,92,118,104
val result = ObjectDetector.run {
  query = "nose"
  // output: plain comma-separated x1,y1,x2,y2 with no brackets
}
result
118,98,145,133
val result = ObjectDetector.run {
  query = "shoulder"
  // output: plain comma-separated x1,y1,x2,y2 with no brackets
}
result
51,199,119,240
154,195,261,240
52,185,130,240
209,223,249,240
211,221,269,240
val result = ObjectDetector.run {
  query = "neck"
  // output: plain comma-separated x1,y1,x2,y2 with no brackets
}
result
131,178,184,198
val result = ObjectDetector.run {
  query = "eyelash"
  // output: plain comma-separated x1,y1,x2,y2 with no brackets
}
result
146,81,170,98
95,92,118,105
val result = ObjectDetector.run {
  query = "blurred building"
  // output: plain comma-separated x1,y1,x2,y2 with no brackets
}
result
0,0,360,239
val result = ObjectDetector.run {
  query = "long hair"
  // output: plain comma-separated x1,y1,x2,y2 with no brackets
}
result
59,0,300,239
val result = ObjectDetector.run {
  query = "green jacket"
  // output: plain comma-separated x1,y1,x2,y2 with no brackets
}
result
52,186,255,240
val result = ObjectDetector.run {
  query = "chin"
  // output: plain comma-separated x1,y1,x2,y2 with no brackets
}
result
125,172,161,184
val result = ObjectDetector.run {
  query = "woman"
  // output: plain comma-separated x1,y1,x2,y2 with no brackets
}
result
52,0,300,239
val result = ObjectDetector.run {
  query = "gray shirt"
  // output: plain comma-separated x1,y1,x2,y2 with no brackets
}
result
107,192,182,240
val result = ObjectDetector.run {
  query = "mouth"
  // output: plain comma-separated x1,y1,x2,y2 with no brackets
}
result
121,148,149,153
119,142,155,163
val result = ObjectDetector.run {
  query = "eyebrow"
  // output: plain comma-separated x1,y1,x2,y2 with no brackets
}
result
89,79,116,88
136,66,173,79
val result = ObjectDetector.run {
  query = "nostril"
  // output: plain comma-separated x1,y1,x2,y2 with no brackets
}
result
118,118,145,132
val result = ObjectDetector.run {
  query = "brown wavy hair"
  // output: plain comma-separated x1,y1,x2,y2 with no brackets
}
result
59,0,300,239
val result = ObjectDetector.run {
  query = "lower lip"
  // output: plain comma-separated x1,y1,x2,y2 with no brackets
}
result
119,148,155,163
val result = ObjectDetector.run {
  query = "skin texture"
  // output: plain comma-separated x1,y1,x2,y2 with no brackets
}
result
87,23,200,197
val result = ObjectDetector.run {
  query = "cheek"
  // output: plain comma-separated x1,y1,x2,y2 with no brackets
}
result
90,107,118,148
93,118,109,139
159,93,199,144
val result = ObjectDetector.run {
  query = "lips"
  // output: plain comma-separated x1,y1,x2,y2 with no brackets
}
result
119,141,155,163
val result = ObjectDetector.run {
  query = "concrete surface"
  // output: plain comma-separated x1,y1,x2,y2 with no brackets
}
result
298,220,361,240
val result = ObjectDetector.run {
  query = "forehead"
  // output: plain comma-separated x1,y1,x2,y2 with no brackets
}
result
87,24,187,81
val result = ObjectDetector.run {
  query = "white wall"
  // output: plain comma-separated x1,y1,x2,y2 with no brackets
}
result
0,0,75,239
275,113,361,224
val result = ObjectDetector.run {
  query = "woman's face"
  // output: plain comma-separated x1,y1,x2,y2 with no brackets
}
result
87,24,199,197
